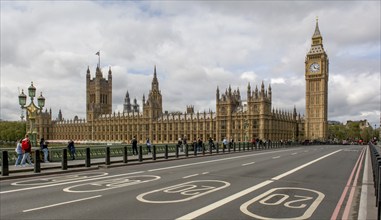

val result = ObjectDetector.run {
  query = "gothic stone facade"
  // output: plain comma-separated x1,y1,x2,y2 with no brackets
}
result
35,22,331,143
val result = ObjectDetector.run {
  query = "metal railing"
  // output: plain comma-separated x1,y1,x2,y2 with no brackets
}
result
369,142,381,220
1,141,301,176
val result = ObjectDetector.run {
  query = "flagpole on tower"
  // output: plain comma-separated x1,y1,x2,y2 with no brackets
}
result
95,51,100,67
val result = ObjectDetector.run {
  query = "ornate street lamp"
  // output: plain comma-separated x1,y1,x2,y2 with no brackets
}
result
18,82,45,148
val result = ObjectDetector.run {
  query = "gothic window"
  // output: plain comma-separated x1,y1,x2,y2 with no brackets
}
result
221,120,226,130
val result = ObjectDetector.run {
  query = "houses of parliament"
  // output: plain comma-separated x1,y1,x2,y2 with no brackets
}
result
35,20,329,144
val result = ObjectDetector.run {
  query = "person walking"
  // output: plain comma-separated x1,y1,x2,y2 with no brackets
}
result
14,139,23,167
21,134,33,166
132,136,138,156
40,138,49,163
67,140,76,160
182,135,187,152
222,137,228,149
146,138,151,154
208,137,215,150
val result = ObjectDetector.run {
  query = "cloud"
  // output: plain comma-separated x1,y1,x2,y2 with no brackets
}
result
1,1,380,128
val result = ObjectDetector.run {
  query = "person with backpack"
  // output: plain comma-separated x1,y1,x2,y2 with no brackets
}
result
14,139,23,167
146,138,151,154
21,134,33,166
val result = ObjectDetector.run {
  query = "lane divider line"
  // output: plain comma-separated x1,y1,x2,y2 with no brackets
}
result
177,149,342,220
242,162,255,166
23,195,102,212
272,156,280,159
330,147,365,220
183,174,199,179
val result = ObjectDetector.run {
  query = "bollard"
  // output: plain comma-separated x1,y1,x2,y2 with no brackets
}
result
1,151,9,176
222,144,225,153
153,145,156,160
34,149,41,173
105,147,111,165
209,144,212,155
216,143,219,154
194,144,198,156
233,143,236,152
185,144,189,157
202,143,205,155
176,145,179,158
86,147,91,167
165,145,169,159
228,143,231,153
251,142,254,151
239,142,241,151
62,148,67,170
123,146,128,163
139,146,143,162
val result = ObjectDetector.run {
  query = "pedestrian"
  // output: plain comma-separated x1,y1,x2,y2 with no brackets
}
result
40,138,49,163
223,137,228,149
21,134,33,166
14,139,23,167
132,136,138,155
67,140,76,160
197,138,203,152
146,138,151,154
182,135,187,152
208,137,215,150
177,138,182,152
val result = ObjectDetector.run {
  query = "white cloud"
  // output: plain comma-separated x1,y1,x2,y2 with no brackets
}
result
1,1,380,128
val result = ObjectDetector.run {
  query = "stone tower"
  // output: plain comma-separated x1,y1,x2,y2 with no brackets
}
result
305,19,329,140
86,65,112,121
143,65,163,119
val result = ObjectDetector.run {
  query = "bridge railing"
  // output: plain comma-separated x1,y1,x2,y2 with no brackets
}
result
1,141,303,176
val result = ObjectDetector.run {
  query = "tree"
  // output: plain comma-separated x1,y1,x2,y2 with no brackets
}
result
0,121,26,142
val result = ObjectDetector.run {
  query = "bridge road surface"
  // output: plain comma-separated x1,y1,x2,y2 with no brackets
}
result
0,145,365,220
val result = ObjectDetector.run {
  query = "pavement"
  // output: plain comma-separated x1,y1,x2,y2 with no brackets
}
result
1,146,380,219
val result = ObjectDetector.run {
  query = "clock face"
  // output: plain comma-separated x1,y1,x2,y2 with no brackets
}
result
309,62,320,73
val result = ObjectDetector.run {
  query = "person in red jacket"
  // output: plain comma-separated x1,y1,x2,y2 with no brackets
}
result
21,134,33,166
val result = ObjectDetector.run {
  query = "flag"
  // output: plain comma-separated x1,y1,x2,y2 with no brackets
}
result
95,51,100,56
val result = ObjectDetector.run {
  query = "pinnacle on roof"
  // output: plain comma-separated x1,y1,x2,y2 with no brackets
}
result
313,17,321,38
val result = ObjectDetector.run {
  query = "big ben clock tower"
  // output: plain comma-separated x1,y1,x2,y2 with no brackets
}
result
305,18,329,140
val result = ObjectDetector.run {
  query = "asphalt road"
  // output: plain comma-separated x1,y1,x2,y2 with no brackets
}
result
0,145,365,220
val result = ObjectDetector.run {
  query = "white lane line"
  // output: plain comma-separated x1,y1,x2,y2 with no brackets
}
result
1,171,145,194
183,174,199,179
242,162,255,166
176,149,342,220
202,172,209,175
23,195,102,212
272,156,280,159
291,153,298,155
148,149,295,172
272,150,341,181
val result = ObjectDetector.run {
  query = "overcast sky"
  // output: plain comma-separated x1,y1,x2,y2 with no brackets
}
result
1,1,380,127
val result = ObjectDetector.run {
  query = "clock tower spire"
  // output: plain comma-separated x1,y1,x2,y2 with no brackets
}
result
305,18,329,140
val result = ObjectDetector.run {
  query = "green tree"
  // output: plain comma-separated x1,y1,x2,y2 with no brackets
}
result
0,121,26,141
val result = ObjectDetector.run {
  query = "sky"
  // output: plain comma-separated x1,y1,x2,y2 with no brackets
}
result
1,1,380,128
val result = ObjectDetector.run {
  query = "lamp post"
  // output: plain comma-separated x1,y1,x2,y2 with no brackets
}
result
18,82,45,148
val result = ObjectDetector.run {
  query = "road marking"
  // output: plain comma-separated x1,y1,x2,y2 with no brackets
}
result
291,153,298,155
148,149,296,172
272,156,280,159
331,147,365,220
242,162,255,166
23,195,102,212
183,174,199,179
137,180,230,203
240,187,325,219
177,150,342,220
1,171,145,194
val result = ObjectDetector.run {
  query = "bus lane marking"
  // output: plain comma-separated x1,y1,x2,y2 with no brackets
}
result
176,149,341,220
63,175,160,193
11,172,109,186
240,187,325,219
242,162,255,166
137,180,230,203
